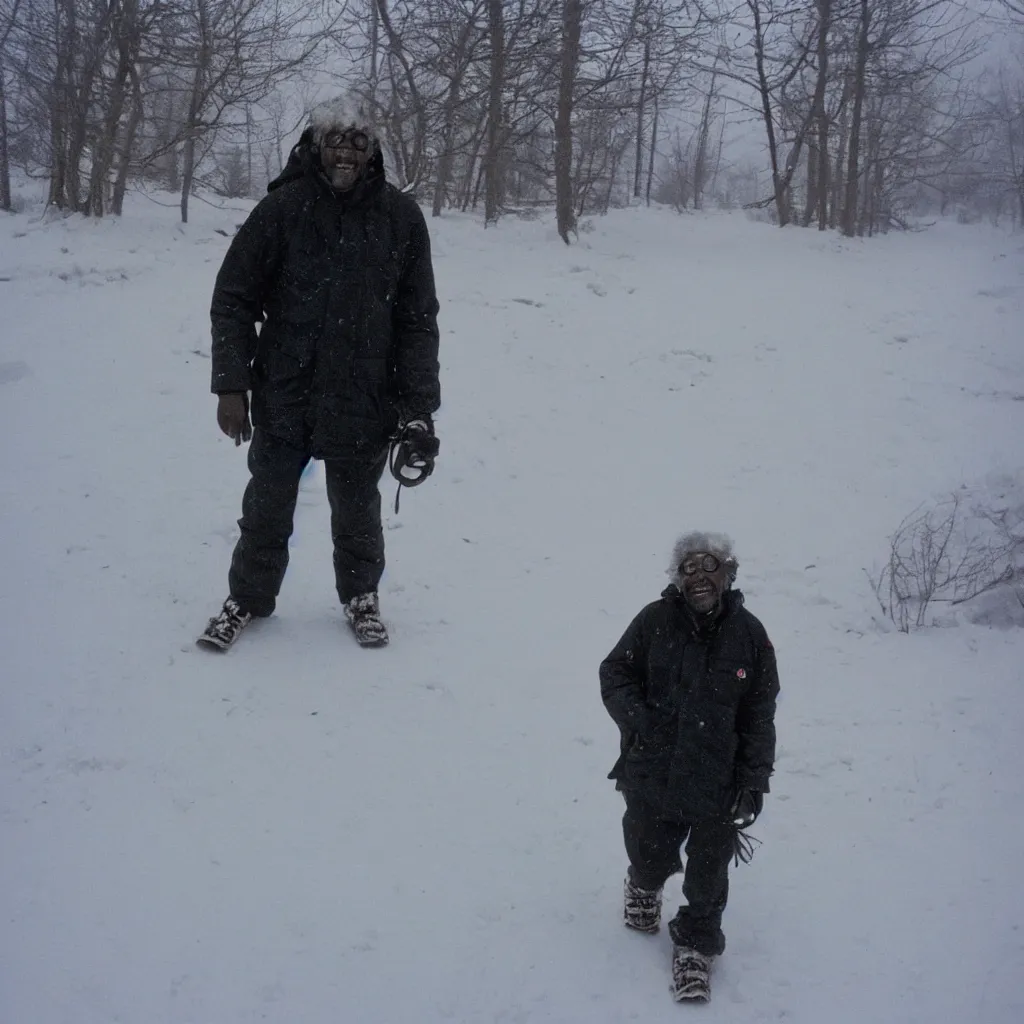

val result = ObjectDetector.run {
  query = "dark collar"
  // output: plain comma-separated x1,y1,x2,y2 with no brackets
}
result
313,165,385,210
661,585,744,637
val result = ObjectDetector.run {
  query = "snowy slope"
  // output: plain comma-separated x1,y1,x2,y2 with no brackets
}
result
2,194,1023,1024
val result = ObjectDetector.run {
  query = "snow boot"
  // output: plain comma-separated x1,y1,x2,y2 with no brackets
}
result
670,946,713,1003
344,592,389,647
623,873,663,933
197,597,252,650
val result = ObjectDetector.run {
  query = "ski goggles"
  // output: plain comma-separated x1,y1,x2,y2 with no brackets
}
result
679,553,721,576
322,128,371,152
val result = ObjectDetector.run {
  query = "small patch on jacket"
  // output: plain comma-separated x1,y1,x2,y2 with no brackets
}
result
736,668,747,679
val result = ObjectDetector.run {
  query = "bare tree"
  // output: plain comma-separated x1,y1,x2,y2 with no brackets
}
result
167,0,336,222
809,0,830,228
2,0,338,218
631,1,713,205
555,0,582,241
692,52,723,209
429,1,487,216
0,0,21,210
979,63,1024,226
840,0,870,234
484,0,505,221
719,0,815,225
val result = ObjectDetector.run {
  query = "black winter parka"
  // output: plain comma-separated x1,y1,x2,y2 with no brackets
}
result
600,587,779,822
210,141,440,459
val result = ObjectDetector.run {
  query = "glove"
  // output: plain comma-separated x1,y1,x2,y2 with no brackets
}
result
217,392,252,446
730,788,763,828
403,416,440,466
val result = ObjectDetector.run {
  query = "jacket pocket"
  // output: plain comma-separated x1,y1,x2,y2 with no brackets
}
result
707,660,752,707
626,712,676,764
254,347,312,413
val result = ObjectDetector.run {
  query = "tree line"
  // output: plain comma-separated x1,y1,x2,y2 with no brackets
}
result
1,0,1022,239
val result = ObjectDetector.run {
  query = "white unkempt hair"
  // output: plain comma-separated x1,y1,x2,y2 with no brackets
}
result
309,96,379,147
307,94,404,182
668,531,739,587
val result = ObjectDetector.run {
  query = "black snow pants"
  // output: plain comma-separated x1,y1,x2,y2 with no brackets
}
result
622,790,735,957
228,429,389,616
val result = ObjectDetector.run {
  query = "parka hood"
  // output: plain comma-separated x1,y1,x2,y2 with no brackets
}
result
267,126,386,195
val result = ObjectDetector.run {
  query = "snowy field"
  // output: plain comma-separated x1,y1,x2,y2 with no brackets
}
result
2,190,1023,1024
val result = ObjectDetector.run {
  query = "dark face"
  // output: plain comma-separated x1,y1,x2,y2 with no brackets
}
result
320,127,373,191
679,552,731,615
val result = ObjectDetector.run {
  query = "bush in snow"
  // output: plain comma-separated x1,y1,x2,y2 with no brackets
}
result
871,483,1024,632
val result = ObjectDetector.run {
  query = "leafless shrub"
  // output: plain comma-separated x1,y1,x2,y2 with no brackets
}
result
871,492,1022,632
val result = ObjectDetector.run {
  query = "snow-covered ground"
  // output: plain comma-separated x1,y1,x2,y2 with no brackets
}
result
2,190,1023,1024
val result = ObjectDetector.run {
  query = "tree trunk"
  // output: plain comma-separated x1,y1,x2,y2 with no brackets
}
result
875,158,886,233
865,127,883,235
181,1,211,225
645,90,659,206
842,0,870,237
693,65,717,211
860,153,873,235
0,0,18,210
245,104,254,198
750,0,790,226
471,158,486,210
369,0,379,88
89,23,134,218
555,0,582,244
484,0,505,225
577,142,598,216
859,124,878,236
830,78,850,229
710,100,726,201
48,0,75,209
432,70,464,217
815,0,830,230
455,109,488,210
633,35,650,199
65,12,110,214
803,144,817,226
0,61,10,211
457,122,487,211
604,144,621,212
111,67,143,216
180,130,195,224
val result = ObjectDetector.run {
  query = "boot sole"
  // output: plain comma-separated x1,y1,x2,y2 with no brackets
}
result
624,920,660,933
672,986,710,1003
196,625,251,651
196,635,232,651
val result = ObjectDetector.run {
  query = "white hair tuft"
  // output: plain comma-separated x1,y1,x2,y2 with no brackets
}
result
667,531,739,586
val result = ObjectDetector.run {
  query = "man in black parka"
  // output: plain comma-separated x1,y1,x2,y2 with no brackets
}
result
198,98,440,650
600,531,779,1001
